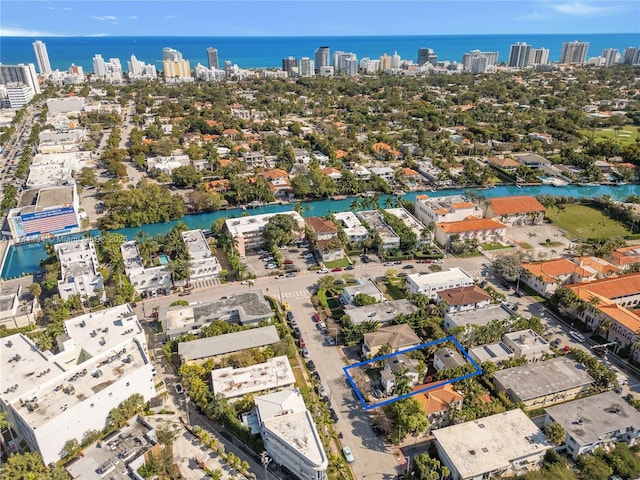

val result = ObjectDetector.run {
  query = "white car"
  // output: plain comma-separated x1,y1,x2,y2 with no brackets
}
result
240,280,254,285
275,274,286,279
569,331,586,343
266,264,278,269
317,269,329,274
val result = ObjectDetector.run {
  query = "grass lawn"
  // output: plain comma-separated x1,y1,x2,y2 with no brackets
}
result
323,258,352,269
482,242,510,250
547,204,632,239
382,280,406,300
518,242,534,249
585,125,639,147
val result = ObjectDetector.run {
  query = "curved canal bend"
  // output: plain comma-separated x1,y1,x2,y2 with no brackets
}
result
2,183,638,279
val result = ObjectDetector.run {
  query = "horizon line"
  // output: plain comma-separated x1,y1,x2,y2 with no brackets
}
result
4,32,638,39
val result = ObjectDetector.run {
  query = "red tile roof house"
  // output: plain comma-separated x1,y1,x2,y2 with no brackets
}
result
305,217,344,263
436,285,492,314
484,196,546,226
567,273,640,355
434,217,507,248
520,258,595,297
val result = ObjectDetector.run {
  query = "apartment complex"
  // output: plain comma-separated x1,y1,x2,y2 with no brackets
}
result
0,305,155,464
405,268,474,297
54,238,106,303
225,211,305,256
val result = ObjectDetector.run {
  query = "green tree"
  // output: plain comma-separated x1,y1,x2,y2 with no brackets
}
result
544,422,566,445
492,253,522,281
353,293,378,306
411,452,450,480
0,451,70,480
577,452,612,480
60,438,81,459
262,214,299,248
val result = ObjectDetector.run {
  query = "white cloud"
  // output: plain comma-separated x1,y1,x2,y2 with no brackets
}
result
165,15,176,19
129,16,138,20
551,1,623,16
91,15,117,21
63,7,74,11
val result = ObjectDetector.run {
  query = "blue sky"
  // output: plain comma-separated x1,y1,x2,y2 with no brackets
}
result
2,0,639,37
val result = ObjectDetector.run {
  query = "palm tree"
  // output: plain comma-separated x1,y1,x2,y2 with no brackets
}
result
393,367,413,396
349,199,361,211
328,454,350,480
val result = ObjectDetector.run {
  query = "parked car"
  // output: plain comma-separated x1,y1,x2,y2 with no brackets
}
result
592,346,605,357
317,384,327,398
317,321,327,332
569,330,586,343
174,383,184,395
286,272,297,277
551,338,561,348
329,408,339,422
313,312,321,323
398,272,408,278
266,264,278,269
275,274,286,279
384,262,394,266
302,347,310,358
284,259,294,264
345,265,355,270
317,268,329,274
307,360,316,371
402,264,414,269
287,311,294,321
331,267,343,272
342,447,355,463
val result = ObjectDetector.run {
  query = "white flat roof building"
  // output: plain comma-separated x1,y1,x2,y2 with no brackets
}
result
434,409,552,480
211,356,295,399
38,129,86,154
26,152,91,188
414,194,482,225
333,212,369,243
120,241,172,296
405,267,474,297
384,207,430,244
544,391,640,459
146,154,190,174
0,305,154,465
254,389,328,480
46,97,85,114
357,210,400,249
225,211,304,256
181,229,221,280
55,238,106,303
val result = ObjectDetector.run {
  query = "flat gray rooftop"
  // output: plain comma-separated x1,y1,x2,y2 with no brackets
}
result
545,391,640,447
178,325,280,362
493,357,594,402
446,304,513,329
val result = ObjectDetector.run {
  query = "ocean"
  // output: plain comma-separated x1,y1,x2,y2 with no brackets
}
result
2,33,639,72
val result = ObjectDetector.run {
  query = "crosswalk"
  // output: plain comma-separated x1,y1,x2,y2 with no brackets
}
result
279,290,311,299
190,277,221,289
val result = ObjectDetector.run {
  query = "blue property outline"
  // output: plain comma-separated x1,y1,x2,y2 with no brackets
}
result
343,336,482,410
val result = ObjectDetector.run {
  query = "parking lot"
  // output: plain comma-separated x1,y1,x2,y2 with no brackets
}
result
243,243,319,278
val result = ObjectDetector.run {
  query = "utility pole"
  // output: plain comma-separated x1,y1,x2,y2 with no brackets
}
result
261,451,271,480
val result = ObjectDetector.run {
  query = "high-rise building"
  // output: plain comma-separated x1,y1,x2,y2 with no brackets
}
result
0,63,41,95
508,42,531,68
462,50,498,72
92,54,107,76
92,54,123,82
207,47,219,70
162,47,183,61
299,57,315,77
560,41,589,64
601,49,620,66
379,53,392,71
391,51,401,69
530,48,550,65
282,56,297,76
32,40,51,75
333,52,357,74
128,55,157,80
623,47,640,65
418,48,437,66
163,59,191,80
314,46,330,74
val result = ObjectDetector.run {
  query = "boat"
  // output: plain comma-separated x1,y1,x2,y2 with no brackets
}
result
332,195,347,200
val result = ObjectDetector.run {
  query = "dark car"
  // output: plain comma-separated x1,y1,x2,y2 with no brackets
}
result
307,360,316,371
329,408,339,422
287,311,294,321
402,264,414,269
345,265,355,270
292,327,300,338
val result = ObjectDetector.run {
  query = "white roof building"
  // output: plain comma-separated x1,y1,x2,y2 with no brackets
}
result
181,229,221,280
384,207,430,244
333,211,369,243
146,154,190,174
0,305,154,465
120,241,172,296
224,211,304,256
544,391,640,460
405,268,474,297
414,194,482,225
37,129,86,154
254,389,328,480
26,152,91,188
55,238,106,303
357,210,400,250
434,409,552,480
211,356,295,399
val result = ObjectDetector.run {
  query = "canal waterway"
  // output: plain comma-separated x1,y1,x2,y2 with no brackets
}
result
1,183,638,279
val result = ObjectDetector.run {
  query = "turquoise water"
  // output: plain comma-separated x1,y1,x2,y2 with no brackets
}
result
1,183,638,279
158,254,170,265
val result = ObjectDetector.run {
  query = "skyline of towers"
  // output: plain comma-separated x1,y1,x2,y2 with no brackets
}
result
207,47,219,70
32,40,51,75
0,63,41,95
560,41,589,64
462,49,498,73
623,47,640,65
